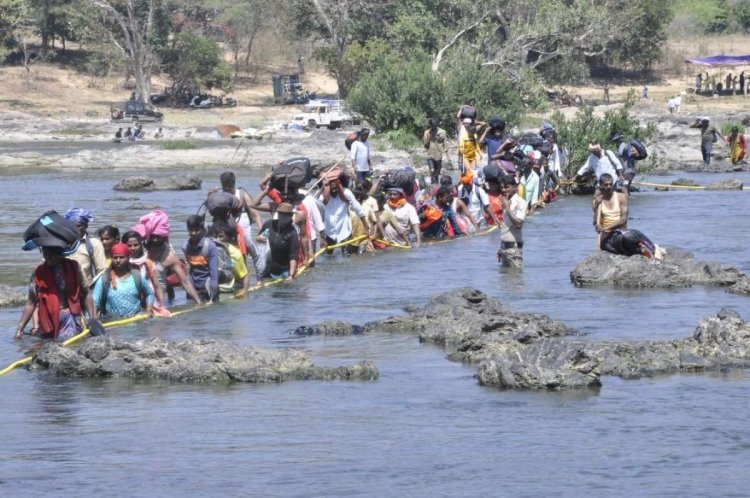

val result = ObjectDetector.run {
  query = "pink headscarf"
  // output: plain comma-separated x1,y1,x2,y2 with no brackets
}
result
132,210,170,240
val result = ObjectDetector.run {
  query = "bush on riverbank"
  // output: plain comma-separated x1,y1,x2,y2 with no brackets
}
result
550,90,660,176
161,139,198,150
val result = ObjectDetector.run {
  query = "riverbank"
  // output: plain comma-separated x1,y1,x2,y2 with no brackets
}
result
2,62,750,174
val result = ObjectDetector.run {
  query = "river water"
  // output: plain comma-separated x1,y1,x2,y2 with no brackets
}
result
1,167,749,497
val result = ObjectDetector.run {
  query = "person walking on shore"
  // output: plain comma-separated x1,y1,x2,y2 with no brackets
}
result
423,117,447,185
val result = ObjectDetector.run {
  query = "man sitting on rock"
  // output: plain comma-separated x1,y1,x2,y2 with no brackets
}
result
593,173,665,260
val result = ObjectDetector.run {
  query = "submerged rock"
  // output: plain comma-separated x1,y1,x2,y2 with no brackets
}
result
114,174,202,192
292,320,365,336
0,284,25,307
32,337,378,383
570,248,747,289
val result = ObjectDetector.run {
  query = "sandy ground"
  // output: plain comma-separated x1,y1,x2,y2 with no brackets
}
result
1,41,749,173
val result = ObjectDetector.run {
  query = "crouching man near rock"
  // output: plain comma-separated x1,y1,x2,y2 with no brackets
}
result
497,177,527,268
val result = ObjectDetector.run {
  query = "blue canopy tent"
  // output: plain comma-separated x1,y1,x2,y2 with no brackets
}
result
685,54,750,66
685,54,750,94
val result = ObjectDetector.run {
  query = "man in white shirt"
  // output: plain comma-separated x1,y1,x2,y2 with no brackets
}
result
350,128,372,182
496,177,528,268
457,172,499,228
316,174,366,251
572,143,624,188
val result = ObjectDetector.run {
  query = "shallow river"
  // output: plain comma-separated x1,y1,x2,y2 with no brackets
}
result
1,167,749,497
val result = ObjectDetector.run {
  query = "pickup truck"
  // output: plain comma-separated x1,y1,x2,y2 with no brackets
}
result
289,100,358,130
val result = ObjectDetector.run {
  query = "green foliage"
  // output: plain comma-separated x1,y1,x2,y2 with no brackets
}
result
161,139,198,150
606,0,673,71
669,0,750,34
720,122,746,135
375,128,422,151
549,90,659,176
159,33,232,91
314,39,391,97
348,51,531,140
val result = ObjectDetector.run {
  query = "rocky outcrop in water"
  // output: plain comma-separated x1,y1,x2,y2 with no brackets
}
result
295,288,750,390
0,284,25,307
32,337,378,383
584,307,750,377
570,248,748,289
113,175,202,192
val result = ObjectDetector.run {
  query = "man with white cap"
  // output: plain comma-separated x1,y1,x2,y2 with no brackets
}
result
690,116,727,166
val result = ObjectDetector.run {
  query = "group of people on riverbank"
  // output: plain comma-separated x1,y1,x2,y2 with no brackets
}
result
113,125,164,143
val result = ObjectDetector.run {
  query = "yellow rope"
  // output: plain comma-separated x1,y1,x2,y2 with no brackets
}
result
632,180,706,190
1,234,373,376
1,225,503,377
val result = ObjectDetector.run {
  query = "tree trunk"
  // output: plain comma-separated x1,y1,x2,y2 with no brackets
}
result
40,0,50,61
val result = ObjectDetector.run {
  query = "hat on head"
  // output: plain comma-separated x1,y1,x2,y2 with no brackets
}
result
611,134,624,142
276,202,294,214
111,242,130,258
459,172,474,185
701,116,710,122
462,117,472,124
388,187,404,195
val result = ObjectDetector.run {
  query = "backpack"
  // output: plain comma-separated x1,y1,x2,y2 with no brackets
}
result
459,105,477,120
204,191,242,223
271,157,313,194
518,133,544,150
419,204,444,230
98,268,146,316
203,238,234,284
383,168,417,195
630,139,648,160
23,210,80,250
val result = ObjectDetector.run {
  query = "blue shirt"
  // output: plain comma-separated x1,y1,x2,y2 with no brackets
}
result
92,271,154,319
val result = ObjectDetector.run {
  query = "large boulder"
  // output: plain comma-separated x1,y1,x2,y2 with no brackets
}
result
0,284,25,307
570,248,747,289
114,175,202,191
476,339,602,389
32,337,378,383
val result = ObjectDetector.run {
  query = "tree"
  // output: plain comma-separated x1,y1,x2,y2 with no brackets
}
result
208,0,275,75
160,32,232,91
88,0,163,102
295,0,391,96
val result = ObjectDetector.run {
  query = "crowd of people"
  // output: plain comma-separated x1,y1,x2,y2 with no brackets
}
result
695,71,749,97
15,103,679,342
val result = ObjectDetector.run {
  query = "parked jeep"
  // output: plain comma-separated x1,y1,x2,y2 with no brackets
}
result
110,101,164,123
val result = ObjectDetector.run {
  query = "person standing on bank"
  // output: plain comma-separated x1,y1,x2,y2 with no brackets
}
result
496,177,528,268
690,117,727,166
350,128,372,182
423,117,447,185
